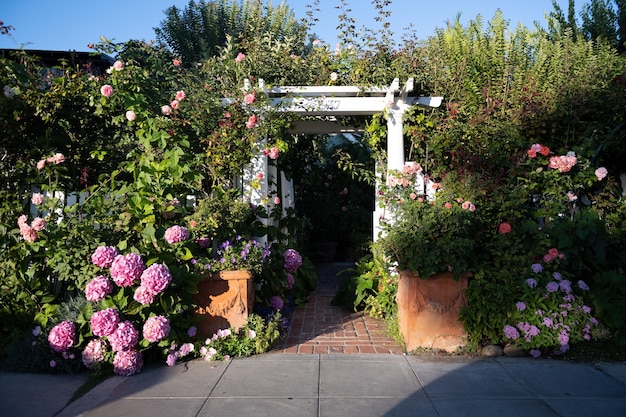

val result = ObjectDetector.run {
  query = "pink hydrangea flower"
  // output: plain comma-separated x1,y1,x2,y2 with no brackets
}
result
164,225,189,244
90,308,120,337
82,338,107,368
85,275,114,302
113,350,143,376
91,246,119,268
143,316,171,343
110,253,145,287
31,193,45,205
48,321,76,352
140,263,172,295
100,84,113,97
133,285,155,305
109,320,139,352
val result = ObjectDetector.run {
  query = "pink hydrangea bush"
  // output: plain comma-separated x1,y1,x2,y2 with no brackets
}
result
91,246,119,268
113,350,143,376
140,263,172,295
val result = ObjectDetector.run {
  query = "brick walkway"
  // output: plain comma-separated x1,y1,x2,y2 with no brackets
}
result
271,262,404,354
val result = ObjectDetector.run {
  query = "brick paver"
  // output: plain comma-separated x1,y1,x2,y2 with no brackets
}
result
271,262,404,354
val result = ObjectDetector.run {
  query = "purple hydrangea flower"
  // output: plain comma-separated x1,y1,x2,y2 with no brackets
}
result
531,263,543,273
577,280,590,291
546,282,559,293
503,325,520,340
515,301,526,311
525,278,537,288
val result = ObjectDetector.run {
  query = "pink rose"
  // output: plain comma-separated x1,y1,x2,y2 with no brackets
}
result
36,160,46,170
113,60,124,71
175,90,186,101
100,84,113,97
595,167,608,181
161,105,172,116
235,52,246,62
498,222,512,234
31,193,45,205
244,92,256,105
172,59,181,67
245,114,258,129
268,146,279,160
31,217,46,231
170,99,179,109
125,110,136,121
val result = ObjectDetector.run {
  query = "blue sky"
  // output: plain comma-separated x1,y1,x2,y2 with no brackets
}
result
1,0,577,52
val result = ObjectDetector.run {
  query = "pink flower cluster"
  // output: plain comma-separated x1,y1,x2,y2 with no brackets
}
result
141,263,172,293
235,52,246,62
143,315,171,342
85,275,114,302
283,249,302,273
91,245,119,268
402,161,423,175
48,321,76,352
263,146,279,159
548,152,577,173
109,320,139,352
498,222,512,234
244,90,256,105
526,143,550,158
31,193,45,205
82,339,107,368
595,167,608,181
17,214,45,242
164,225,189,244
110,253,145,287
90,308,120,337
113,350,143,376
543,248,564,263
36,152,65,170
100,84,113,97
246,114,259,129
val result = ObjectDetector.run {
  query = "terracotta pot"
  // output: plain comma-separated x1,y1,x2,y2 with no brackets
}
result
396,270,471,352
193,270,254,337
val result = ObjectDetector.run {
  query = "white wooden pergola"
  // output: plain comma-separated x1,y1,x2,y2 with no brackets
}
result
236,78,443,240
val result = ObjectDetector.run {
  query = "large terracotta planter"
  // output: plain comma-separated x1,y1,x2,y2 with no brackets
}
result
193,270,254,337
396,270,471,353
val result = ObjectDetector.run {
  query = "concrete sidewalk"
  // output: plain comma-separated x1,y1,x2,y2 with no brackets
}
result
3,353,626,417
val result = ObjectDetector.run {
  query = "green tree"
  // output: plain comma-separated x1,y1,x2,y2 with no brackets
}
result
154,0,309,65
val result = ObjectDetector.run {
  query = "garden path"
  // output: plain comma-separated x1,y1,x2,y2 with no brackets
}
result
271,262,404,354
